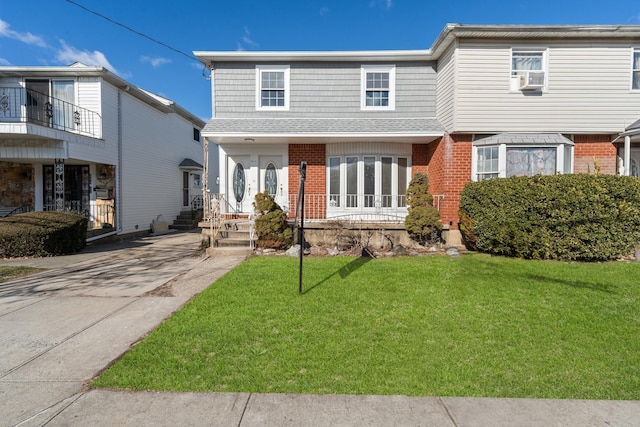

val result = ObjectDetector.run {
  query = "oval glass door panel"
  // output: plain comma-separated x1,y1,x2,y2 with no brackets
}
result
265,163,277,196
233,163,245,202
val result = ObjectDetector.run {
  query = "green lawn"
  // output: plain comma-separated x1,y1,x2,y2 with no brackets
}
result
93,254,640,399
0,266,42,282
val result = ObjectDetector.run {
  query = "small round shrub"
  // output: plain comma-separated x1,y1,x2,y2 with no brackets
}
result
253,191,293,249
459,174,640,261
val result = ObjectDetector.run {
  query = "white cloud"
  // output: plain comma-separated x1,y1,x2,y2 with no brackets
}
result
0,57,11,65
237,26,259,50
55,40,123,76
140,55,171,68
0,19,47,47
369,0,393,9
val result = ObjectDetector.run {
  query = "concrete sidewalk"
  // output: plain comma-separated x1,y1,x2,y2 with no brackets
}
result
1,232,639,426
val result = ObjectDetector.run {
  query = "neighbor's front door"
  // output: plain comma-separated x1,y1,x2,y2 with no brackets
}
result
630,149,640,177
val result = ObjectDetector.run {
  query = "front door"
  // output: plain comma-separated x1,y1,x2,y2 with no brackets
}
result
182,171,190,207
227,156,250,214
630,149,640,177
259,156,283,207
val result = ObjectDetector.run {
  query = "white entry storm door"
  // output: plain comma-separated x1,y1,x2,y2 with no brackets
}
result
228,156,250,214
259,156,282,207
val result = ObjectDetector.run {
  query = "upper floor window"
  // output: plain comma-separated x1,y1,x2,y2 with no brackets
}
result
361,65,395,110
256,65,290,110
193,128,201,142
633,48,640,90
511,49,546,91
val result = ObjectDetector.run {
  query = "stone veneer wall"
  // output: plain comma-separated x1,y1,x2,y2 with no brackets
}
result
0,162,34,209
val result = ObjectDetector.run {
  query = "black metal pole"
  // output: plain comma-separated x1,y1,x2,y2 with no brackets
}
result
298,161,307,294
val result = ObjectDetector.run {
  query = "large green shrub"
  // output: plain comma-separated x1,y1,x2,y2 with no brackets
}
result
459,174,640,261
404,172,442,244
0,211,88,258
253,191,293,249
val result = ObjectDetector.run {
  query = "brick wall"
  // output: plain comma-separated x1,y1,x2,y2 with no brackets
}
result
573,135,617,175
413,134,472,230
289,144,326,219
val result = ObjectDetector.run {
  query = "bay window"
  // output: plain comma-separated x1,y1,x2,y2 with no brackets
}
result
472,135,573,181
327,155,409,210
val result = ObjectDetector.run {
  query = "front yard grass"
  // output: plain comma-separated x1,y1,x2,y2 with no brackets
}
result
93,254,640,399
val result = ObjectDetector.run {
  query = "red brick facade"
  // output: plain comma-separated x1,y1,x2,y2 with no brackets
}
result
289,144,327,219
573,135,617,175
285,134,617,230
415,135,472,230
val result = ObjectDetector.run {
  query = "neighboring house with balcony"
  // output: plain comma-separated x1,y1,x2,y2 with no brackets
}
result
195,23,640,245
0,63,206,238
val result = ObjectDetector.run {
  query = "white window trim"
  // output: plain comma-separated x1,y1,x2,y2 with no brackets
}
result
361,64,396,111
632,47,640,91
255,65,290,111
471,143,571,181
509,47,548,92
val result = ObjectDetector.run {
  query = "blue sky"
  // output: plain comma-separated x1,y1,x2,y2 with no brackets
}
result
2,0,640,120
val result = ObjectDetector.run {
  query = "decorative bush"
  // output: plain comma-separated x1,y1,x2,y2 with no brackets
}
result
459,174,640,261
0,211,88,258
404,172,442,245
253,191,293,249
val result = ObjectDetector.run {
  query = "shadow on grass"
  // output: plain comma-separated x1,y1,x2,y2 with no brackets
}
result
521,274,616,294
303,252,373,294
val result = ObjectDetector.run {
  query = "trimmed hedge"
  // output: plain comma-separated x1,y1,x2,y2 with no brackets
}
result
459,174,640,261
0,211,88,258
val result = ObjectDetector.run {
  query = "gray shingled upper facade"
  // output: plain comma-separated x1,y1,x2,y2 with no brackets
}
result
202,117,444,136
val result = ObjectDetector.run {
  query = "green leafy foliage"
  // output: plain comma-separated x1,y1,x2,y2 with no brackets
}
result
253,191,293,249
0,211,87,258
404,172,441,244
459,174,640,260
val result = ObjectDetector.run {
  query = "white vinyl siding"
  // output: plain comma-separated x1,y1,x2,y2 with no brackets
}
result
436,44,456,131
452,40,640,133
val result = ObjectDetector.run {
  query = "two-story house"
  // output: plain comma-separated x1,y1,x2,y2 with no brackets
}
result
196,24,640,245
0,63,206,238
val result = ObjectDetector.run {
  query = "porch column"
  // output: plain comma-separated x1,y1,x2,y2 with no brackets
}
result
54,158,64,211
624,136,631,176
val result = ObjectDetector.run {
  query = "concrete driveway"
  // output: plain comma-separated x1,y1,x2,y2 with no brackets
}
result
0,231,246,426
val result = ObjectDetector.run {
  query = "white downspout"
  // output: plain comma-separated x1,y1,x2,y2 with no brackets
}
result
624,135,631,176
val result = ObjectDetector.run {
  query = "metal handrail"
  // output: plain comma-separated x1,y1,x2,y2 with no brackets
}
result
0,86,102,138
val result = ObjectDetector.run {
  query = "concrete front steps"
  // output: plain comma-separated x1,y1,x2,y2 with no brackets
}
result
200,217,254,256
171,210,203,231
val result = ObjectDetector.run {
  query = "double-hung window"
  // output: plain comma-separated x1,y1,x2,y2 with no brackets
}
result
256,65,290,110
633,48,640,90
361,65,395,110
511,49,546,91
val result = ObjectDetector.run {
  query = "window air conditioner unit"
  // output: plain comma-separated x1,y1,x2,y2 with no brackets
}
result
519,71,545,90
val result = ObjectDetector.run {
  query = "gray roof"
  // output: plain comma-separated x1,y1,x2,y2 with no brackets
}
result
202,117,444,136
626,119,640,132
473,133,574,146
179,158,203,169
